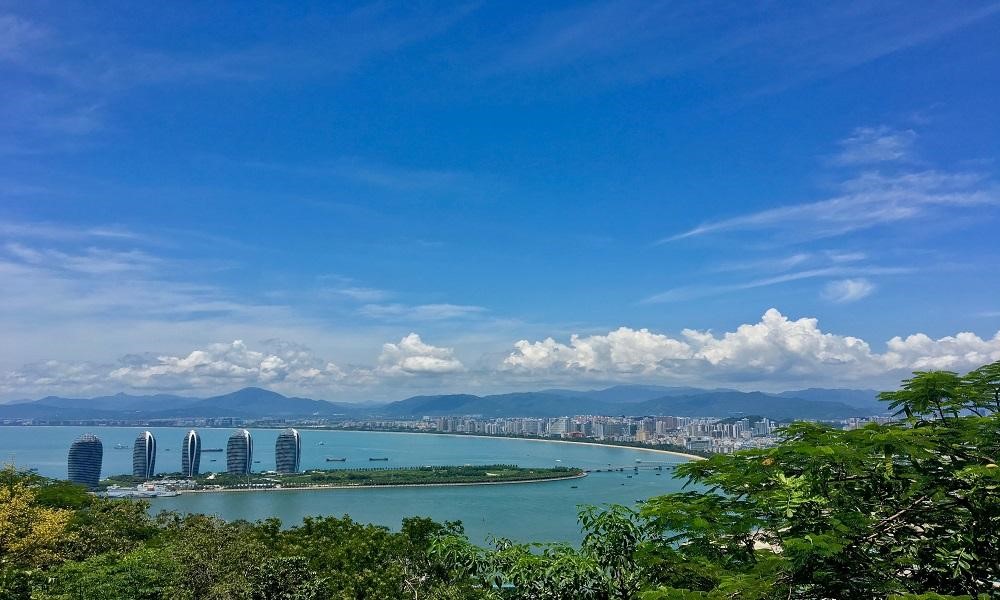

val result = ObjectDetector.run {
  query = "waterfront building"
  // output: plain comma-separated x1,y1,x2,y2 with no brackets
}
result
68,433,103,488
132,430,156,479
274,428,301,473
226,429,253,475
181,429,201,477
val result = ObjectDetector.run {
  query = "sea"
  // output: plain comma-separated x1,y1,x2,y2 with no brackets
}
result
0,426,691,544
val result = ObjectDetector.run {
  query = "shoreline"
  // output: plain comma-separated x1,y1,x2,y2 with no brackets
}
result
172,471,588,494
316,428,707,462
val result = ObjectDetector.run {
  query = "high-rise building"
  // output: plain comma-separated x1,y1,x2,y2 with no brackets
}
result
181,429,201,477
274,428,301,473
68,434,103,488
132,430,156,479
226,429,253,475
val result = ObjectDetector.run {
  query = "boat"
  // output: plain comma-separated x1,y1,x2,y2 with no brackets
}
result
369,457,389,461
113,443,130,450
210,459,217,462
202,448,223,453
570,485,578,489
253,460,261,464
318,442,326,446
325,457,347,462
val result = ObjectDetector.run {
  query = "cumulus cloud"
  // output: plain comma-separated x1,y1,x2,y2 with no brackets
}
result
503,309,1000,385
378,333,465,375
3,312,1000,399
108,340,347,390
822,278,875,303
882,332,1000,371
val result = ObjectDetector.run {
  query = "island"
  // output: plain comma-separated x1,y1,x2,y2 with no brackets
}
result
99,464,585,495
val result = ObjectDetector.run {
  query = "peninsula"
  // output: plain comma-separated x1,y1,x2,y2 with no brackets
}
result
101,464,585,494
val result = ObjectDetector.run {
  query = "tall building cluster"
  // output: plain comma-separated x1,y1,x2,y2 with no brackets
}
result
66,427,305,485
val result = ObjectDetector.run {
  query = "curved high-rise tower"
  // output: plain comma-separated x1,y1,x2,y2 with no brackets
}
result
132,430,156,479
226,429,253,475
68,434,103,488
181,429,201,478
275,428,301,473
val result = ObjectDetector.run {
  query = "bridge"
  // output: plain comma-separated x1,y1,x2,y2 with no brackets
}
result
583,462,679,473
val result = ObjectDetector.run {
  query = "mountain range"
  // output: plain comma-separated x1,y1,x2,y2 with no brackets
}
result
0,385,886,421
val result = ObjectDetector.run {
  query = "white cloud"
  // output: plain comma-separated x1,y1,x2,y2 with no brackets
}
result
332,286,390,302
503,308,1000,386
108,340,347,390
833,126,916,165
643,266,907,303
882,332,1000,371
3,311,1000,399
360,303,487,321
378,333,465,375
664,169,998,243
822,278,875,303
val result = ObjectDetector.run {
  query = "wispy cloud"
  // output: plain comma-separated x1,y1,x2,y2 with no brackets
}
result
832,126,917,166
0,4,476,153
359,303,488,321
822,278,876,303
642,266,908,304
662,170,998,243
0,14,47,61
488,2,1000,90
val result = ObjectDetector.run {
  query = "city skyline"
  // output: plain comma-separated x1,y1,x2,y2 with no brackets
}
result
2,3,999,403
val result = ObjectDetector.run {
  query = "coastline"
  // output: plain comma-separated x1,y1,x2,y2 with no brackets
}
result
316,428,707,462
174,471,588,494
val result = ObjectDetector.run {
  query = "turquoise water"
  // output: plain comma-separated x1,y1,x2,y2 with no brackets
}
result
0,426,690,543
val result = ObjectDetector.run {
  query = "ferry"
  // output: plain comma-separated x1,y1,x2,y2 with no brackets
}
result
369,457,389,461
113,443,130,450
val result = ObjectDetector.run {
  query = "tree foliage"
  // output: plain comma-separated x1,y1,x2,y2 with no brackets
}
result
432,361,1000,599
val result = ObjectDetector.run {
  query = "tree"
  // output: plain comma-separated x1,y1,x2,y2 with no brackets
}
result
0,466,73,569
431,362,1000,599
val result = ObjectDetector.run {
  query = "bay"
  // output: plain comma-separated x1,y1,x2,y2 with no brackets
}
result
0,426,691,544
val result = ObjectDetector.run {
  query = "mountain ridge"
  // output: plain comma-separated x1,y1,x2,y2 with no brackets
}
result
0,384,889,421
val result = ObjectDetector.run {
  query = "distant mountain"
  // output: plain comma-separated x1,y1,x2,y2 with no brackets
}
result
633,391,865,421
380,389,876,420
776,388,886,414
173,387,354,418
0,387,354,420
379,392,613,418
541,385,734,403
0,385,887,421
30,393,200,412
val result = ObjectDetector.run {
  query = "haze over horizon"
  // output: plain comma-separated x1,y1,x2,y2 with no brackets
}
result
2,2,1000,402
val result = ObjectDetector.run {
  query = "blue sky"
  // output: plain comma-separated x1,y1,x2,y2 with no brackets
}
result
2,1,999,401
